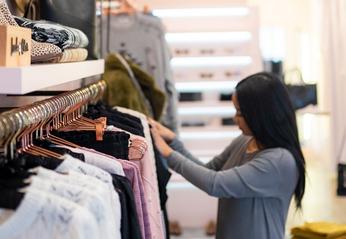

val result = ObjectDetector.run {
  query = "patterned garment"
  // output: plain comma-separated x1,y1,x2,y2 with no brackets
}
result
14,16,89,50
0,1,62,63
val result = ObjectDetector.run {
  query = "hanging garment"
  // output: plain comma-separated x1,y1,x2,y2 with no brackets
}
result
50,132,147,238
47,145,144,239
53,131,130,160
14,16,89,49
52,145,125,176
0,187,99,239
116,106,166,239
33,166,122,239
112,173,145,239
86,103,145,137
102,54,166,120
152,141,171,239
118,160,149,239
114,53,154,117
51,154,123,236
0,82,161,239
53,144,149,239
130,59,166,121
27,176,115,239
102,12,179,131
106,126,148,160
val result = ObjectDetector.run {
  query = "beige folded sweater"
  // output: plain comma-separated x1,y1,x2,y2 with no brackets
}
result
59,48,88,63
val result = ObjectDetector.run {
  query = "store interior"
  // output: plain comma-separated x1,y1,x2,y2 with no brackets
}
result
0,0,346,239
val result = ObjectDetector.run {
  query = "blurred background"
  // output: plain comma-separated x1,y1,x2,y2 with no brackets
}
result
126,0,346,238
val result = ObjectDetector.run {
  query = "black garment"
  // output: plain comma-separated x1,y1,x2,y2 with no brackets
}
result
34,140,85,161
153,145,171,208
0,189,24,209
50,147,85,161
91,102,143,125
53,131,130,160
152,140,171,238
86,103,144,137
112,174,142,239
88,102,171,237
20,153,62,170
0,156,31,209
0,160,32,189
116,188,130,238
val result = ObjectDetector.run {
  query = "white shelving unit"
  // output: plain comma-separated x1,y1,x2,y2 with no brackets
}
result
155,5,263,228
161,5,262,153
178,102,236,117
0,60,104,94
175,80,239,92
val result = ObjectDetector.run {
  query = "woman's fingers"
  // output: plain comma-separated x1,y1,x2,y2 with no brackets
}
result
150,126,173,157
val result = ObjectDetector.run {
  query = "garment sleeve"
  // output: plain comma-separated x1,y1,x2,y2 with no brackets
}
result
169,135,244,171
166,149,296,198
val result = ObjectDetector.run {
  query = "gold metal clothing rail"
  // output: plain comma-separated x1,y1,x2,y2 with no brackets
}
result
0,80,106,141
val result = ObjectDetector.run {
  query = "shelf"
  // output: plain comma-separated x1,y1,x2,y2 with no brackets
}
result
178,102,235,117
0,60,104,94
153,7,250,18
171,56,252,68
166,31,252,43
176,80,239,92
180,126,241,140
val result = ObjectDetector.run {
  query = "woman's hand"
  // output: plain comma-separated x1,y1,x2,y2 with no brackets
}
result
150,125,173,158
148,118,176,143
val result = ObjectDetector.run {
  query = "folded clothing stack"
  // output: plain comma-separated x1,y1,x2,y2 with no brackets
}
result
0,0,63,63
291,222,346,239
14,16,89,63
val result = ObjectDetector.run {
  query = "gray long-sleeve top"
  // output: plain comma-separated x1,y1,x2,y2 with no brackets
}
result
166,134,298,239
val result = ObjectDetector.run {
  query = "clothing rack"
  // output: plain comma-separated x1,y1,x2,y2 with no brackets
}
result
0,80,106,141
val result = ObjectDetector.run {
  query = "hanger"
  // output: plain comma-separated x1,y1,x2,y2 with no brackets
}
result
142,4,151,14
0,81,107,159
55,85,107,141
29,98,81,151
104,0,136,15
16,107,62,159
57,93,107,141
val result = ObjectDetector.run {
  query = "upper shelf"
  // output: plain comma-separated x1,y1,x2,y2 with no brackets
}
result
0,59,104,94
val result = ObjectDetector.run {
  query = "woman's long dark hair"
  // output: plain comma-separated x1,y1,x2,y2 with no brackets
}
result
235,72,305,209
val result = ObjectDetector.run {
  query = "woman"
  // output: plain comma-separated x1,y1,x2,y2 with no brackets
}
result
150,72,306,239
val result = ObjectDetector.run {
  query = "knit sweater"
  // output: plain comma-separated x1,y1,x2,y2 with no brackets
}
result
166,135,299,239
0,187,99,239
